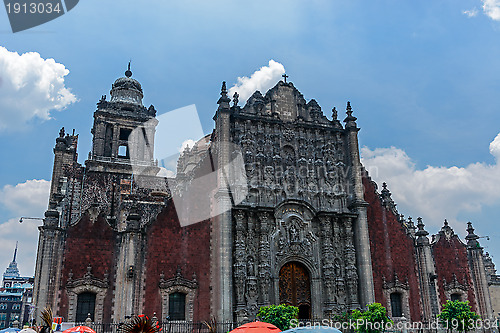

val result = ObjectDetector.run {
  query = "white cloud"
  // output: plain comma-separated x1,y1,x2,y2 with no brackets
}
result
361,133,500,229
463,8,479,17
0,179,50,217
0,179,50,276
490,132,500,159
482,0,500,20
229,60,285,103
0,46,77,131
179,139,196,153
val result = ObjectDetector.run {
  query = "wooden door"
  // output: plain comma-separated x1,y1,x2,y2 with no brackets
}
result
279,262,311,319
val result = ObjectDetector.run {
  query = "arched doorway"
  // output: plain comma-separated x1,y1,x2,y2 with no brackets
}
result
279,262,311,319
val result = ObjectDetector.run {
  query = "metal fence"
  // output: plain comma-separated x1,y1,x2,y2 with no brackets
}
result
83,321,500,333
86,321,239,333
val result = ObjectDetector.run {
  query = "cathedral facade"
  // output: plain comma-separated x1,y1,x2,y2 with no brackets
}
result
33,69,498,325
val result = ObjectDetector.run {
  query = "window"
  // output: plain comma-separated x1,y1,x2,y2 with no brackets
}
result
76,292,96,323
118,145,129,158
0,304,6,310
451,293,461,302
390,293,403,317
169,292,186,320
12,304,20,310
119,128,132,141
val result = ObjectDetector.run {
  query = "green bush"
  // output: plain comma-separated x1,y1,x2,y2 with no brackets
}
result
350,303,393,333
257,304,299,331
438,300,480,333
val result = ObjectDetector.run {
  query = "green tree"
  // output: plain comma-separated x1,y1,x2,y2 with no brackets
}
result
438,300,480,333
257,304,299,331
350,303,393,333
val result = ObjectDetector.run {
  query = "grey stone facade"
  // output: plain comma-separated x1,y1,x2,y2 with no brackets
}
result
208,81,375,320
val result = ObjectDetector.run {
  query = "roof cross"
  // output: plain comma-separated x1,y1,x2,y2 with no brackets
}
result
282,73,289,83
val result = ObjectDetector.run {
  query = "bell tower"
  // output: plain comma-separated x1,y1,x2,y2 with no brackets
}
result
87,64,159,174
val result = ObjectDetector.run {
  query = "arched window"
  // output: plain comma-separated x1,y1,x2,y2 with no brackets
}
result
451,293,461,302
168,292,186,320
76,292,96,322
390,292,403,317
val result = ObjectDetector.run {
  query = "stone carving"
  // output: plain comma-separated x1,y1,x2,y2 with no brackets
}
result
234,210,247,307
66,264,109,322
158,267,197,322
245,277,259,314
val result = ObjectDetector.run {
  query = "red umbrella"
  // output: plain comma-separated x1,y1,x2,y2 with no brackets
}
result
230,321,281,333
62,326,96,333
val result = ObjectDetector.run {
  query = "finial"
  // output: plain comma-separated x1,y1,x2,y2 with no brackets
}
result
217,81,231,110
59,127,65,138
466,221,476,236
415,217,429,238
466,221,480,248
344,101,357,125
381,182,391,196
176,265,182,277
233,92,239,107
346,101,353,116
332,107,337,120
125,61,132,78
444,219,448,227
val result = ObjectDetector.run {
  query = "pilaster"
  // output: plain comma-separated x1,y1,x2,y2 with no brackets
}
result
113,209,144,321
343,102,375,307
466,222,493,320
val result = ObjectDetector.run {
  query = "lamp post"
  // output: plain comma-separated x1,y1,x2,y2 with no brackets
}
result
19,217,44,223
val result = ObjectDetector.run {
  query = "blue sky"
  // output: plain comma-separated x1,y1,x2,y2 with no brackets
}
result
0,0,499,276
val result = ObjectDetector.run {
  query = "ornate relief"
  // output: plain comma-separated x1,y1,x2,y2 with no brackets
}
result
342,220,359,307
257,212,272,305
443,274,469,301
275,217,316,259
231,112,349,211
233,210,247,307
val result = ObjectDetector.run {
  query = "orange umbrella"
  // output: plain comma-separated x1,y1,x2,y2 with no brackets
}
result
230,321,281,333
62,326,96,333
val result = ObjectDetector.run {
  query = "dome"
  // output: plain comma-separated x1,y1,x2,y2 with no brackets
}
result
109,65,144,105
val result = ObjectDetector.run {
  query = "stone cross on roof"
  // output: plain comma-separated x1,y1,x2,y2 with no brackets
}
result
282,73,289,83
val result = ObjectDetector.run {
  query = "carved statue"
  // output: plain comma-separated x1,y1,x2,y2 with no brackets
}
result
290,225,299,242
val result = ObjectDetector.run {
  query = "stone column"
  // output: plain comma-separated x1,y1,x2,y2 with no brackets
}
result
343,102,375,308
33,204,65,321
414,218,439,321
113,209,143,321
466,222,493,320
212,82,234,321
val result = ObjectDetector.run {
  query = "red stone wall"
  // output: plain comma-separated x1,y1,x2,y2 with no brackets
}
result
363,177,422,322
143,200,212,321
58,213,117,322
432,235,477,311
